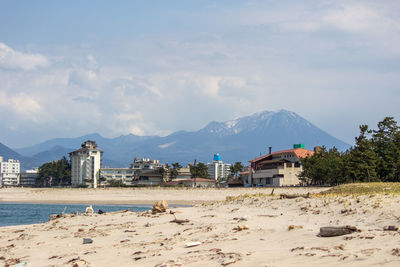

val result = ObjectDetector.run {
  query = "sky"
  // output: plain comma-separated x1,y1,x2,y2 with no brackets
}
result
0,0,399,148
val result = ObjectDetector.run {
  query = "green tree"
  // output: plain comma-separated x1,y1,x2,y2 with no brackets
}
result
372,117,400,181
346,125,378,182
300,147,348,185
169,162,182,180
189,162,209,178
107,179,126,187
37,156,71,187
230,162,244,180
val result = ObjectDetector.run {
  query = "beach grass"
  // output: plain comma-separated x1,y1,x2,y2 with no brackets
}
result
319,182,400,196
225,183,400,201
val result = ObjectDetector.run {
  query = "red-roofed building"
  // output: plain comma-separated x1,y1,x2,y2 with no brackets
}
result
247,145,314,186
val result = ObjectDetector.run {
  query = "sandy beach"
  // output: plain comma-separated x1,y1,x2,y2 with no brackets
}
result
0,187,326,205
1,187,400,266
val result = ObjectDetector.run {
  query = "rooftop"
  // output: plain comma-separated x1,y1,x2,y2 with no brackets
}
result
249,148,314,163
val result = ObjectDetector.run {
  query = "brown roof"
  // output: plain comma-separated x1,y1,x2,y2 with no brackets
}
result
249,148,314,163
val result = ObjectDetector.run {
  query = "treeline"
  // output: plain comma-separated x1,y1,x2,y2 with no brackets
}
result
37,156,71,187
300,117,400,185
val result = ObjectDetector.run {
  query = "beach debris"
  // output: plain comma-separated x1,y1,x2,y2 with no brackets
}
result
82,238,93,244
170,213,189,224
334,244,346,250
257,214,278,218
108,210,132,214
61,206,67,215
288,225,303,231
233,216,248,221
392,248,400,256
280,193,310,199
318,226,358,237
49,214,61,220
67,257,80,263
4,258,21,266
152,200,168,214
185,241,201,248
311,246,330,252
98,209,106,214
383,225,398,231
13,262,27,267
233,225,249,231
221,259,239,266
85,205,94,214
290,247,304,252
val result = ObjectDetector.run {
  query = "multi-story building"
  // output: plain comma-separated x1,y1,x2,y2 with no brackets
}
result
207,153,232,181
69,140,102,188
99,168,135,186
248,144,314,186
130,158,162,170
20,168,38,187
0,156,20,186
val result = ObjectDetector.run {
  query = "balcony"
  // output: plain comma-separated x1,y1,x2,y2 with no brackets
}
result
252,168,284,179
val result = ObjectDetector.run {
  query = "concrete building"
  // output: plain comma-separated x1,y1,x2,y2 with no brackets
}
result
20,169,38,187
207,153,232,181
248,145,314,186
99,168,135,186
69,140,102,188
135,169,165,186
0,156,20,186
130,157,162,170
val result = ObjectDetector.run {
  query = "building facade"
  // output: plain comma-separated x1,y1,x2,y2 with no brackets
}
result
248,145,314,186
69,140,102,188
20,169,38,187
207,153,232,181
130,158,162,170
99,168,135,186
0,156,20,186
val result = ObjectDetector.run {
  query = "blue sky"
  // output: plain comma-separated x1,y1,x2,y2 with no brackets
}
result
0,0,399,147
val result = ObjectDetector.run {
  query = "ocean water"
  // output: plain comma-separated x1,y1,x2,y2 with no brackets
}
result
0,203,152,227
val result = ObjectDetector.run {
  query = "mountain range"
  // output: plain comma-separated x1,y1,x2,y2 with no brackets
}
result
1,110,350,170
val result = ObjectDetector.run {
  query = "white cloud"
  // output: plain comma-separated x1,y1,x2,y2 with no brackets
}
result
0,42,49,70
1,0,400,147
158,141,176,149
0,91,43,122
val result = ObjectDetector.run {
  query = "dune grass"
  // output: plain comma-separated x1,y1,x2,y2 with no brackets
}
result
225,183,400,201
319,182,400,196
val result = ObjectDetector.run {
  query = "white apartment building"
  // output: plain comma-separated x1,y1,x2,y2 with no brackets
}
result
99,168,135,186
0,156,20,186
69,140,102,188
207,153,232,181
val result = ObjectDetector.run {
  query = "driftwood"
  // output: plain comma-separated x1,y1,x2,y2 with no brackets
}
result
170,213,189,224
280,193,310,199
383,225,399,231
318,226,358,237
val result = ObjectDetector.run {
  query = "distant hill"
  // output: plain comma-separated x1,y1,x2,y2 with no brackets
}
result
14,110,350,167
0,142,39,170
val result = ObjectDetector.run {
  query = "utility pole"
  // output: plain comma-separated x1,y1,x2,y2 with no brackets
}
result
193,159,197,188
